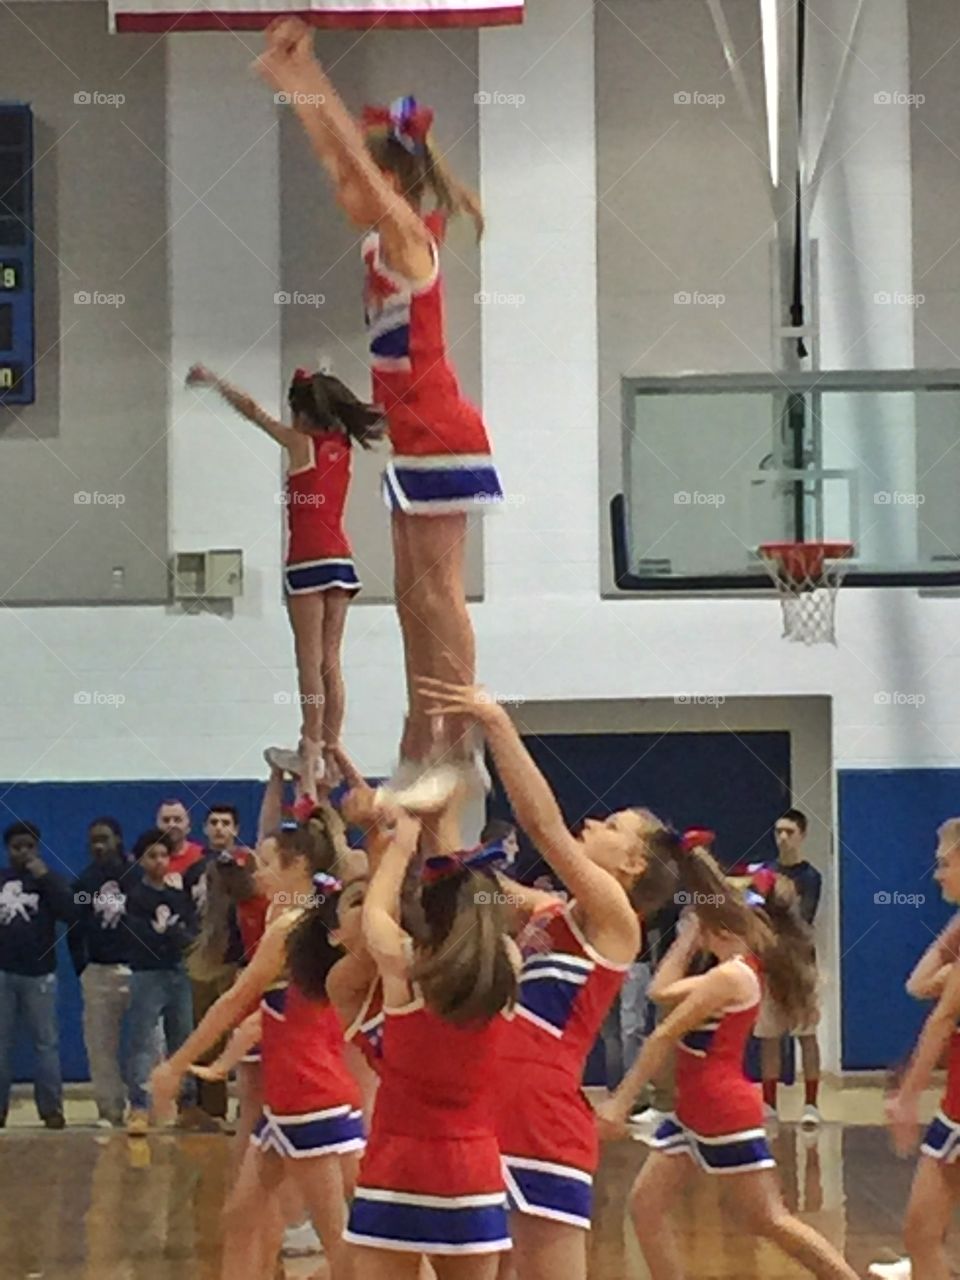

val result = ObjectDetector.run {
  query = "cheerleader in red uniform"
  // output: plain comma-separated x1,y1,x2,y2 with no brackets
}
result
150,806,362,1280
337,793,515,1279
598,845,858,1280
873,819,960,1280
418,678,680,1280
186,362,383,799
257,20,502,793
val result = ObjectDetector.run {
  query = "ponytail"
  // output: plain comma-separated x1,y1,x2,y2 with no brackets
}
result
288,369,385,449
411,865,516,1025
187,854,258,983
423,139,484,240
753,874,818,1027
286,872,345,1000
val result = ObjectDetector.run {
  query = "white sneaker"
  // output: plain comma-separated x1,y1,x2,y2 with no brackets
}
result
867,1261,911,1279
628,1107,667,1138
281,1221,324,1258
387,763,462,815
264,745,303,775
801,1103,822,1129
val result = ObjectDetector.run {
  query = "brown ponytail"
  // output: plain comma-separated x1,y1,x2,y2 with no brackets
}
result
274,804,349,877
364,130,484,241
756,875,819,1028
411,866,516,1025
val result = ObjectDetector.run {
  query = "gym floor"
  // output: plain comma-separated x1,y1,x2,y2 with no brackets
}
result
0,1083,953,1278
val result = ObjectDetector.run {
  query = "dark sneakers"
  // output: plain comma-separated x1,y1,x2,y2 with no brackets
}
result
43,1113,66,1130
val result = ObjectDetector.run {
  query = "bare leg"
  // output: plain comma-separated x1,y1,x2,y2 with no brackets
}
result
350,1249,421,1280
220,1144,285,1280
320,588,351,760
902,1156,960,1280
799,1034,821,1090
508,1211,587,1280
761,1037,780,1103
285,1152,355,1280
432,1256,501,1280
231,1062,263,1187
286,592,326,798
392,512,435,763
729,1167,858,1278
629,1151,696,1280
395,511,474,760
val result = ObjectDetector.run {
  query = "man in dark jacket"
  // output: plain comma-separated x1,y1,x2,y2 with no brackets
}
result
69,817,136,1127
0,821,74,1128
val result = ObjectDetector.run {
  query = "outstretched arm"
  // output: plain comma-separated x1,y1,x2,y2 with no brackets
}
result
254,20,432,279
362,810,421,982
191,1009,262,1081
258,766,286,843
418,679,639,966
186,363,296,449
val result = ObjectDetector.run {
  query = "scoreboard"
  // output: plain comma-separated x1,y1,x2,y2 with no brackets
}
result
0,105,34,405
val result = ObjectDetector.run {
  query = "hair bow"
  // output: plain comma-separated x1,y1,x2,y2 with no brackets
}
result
679,828,715,853
280,818,299,833
362,95,434,156
421,854,464,885
292,367,313,384
750,867,777,898
313,871,342,893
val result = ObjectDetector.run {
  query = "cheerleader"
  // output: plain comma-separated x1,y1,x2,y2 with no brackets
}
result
256,19,502,792
339,792,516,1278
872,819,960,1280
418,678,680,1280
149,805,362,1280
597,845,858,1280
186,362,383,798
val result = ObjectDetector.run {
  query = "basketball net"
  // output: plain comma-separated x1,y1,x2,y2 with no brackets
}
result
758,543,853,647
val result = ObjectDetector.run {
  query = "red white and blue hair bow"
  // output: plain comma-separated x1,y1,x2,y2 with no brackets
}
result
362,95,434,156
679,828,715,853
421,844,499,886
313,871,343,894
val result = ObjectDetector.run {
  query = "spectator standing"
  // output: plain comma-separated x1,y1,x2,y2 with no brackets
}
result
0,822,73,1129
69,817,135,1128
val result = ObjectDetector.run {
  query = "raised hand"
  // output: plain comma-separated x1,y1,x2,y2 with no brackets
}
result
185,362,215,387
255,16,317,93
416,677,505,725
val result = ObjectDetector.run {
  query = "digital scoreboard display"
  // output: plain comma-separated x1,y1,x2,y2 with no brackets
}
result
0,105,34,405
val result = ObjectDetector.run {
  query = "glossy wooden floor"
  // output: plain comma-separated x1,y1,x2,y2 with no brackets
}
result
0,1119,954,1278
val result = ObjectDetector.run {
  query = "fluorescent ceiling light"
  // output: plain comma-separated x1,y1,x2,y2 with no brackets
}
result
760,0,780,187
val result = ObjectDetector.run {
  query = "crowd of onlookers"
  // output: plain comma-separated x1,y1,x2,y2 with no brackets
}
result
0,799,249,1131
0,799,821,1133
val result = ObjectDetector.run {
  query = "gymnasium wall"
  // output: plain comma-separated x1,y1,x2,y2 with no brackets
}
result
0,0,170,604
1,0,959,1075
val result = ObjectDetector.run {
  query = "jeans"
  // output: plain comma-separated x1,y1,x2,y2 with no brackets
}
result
0,971,63,1119
81,964,131,1122
127,968,196,1111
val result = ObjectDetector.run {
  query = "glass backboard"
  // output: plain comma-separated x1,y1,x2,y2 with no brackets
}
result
612,371,960,590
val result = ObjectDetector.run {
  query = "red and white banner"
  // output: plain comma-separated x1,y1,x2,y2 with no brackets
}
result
109,0,523,32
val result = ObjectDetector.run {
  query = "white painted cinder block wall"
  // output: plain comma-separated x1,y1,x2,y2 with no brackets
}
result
2,0,960,782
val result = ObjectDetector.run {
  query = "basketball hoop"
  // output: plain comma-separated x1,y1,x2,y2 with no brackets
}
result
757,542,854,646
